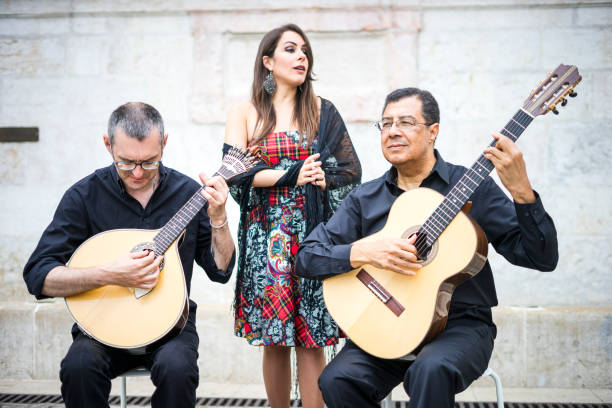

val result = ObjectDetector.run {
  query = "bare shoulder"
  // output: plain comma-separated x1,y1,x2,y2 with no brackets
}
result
226,101,259,146
227,100,253,119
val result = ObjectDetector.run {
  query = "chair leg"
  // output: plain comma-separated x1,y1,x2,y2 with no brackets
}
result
381,393,393,408
120,375,127,408
483,368,504,408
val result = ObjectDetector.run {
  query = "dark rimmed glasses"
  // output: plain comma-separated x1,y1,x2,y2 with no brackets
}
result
114,160,162,171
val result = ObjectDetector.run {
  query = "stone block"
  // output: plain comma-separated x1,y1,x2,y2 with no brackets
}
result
525,307,612,388
195,308,264,384
589,70,612,120
0,38,66,77
0,144,25,185
33,302,73,380
108,36,192,77
385,30,419,90
419,29,540,74
191,8,400,34
542,28,610,71
70,0,180,13
422,7,573,30
477,307,527,387
220,33,259,101
0,17,70,36
492,234,612,308
160,123,227,179
550,236,612,306
0,0,71,15
0,302,35,379
345,122,388,182
71,15,108,34
106,14,190,35
547,119,611,187
576,5,612,26
65,36,110,76
547,186,611,236
0,234,41,302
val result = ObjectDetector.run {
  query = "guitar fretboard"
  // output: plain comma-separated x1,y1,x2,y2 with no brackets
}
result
417,109,534,251
152,166,236,255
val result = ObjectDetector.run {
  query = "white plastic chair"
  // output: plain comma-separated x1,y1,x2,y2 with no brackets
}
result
381,366,503,408
119,367,150,408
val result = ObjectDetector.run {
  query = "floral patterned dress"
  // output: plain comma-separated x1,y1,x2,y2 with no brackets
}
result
233,131,339,347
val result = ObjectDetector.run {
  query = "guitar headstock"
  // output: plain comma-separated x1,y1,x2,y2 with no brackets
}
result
523,64,582,117
218,145,261,182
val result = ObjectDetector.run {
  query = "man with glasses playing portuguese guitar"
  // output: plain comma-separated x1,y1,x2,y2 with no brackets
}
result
295,88,559,407
23,102,236,407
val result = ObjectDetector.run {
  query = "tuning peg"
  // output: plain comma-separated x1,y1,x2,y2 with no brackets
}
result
552,108,559,115
569,91,577,97
561,98,568,107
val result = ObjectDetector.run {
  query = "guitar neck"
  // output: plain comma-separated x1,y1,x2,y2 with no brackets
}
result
152,166,234,254
419,109,534,248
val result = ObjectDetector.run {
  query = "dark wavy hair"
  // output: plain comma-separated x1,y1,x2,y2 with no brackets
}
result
382,87,440,126
250,24,319,146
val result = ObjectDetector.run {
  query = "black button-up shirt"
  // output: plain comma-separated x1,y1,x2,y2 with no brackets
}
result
295,151,558,321
23,164,235,319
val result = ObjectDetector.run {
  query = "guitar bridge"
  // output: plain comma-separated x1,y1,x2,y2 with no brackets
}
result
366,280,391,303
356,269,405,317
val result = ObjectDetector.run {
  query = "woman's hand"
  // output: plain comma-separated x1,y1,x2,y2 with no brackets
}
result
297,153,323,186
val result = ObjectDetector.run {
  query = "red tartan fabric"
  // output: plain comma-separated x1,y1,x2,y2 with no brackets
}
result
262,132,311,207
233,131,339,348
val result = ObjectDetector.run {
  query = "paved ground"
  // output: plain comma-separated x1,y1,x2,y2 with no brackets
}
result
1,377,611,406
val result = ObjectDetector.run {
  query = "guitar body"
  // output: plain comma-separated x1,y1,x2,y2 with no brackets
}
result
65,228,188,352
323,187,488,359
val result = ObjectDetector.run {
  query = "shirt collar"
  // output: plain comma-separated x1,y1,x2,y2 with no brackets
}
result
384,149,451,193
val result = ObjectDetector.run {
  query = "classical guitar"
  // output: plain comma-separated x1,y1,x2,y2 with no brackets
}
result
65,146,258,353
323,64,582,359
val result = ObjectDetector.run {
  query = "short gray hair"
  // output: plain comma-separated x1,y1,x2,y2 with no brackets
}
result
107,102,165,146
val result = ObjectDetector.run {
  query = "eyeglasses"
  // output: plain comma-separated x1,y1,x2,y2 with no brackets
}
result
114,160,161,171
375,118,432,132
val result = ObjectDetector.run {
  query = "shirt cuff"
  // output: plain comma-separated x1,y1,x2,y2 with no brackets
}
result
331,244,353,274
33,260,64,300
514,190,546,225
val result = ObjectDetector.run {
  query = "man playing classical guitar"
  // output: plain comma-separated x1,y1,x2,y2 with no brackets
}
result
23,102,236,407
295,88,559,407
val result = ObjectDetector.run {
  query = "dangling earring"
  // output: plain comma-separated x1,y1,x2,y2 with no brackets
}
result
264,71,276,95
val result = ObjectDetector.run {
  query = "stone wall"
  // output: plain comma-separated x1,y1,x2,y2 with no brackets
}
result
0,0,610,390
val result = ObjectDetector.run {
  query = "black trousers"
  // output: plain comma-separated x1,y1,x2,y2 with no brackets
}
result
319,316,495,408
59,321,199,408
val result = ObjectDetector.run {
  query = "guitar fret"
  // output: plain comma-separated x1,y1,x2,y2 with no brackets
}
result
458,177,477,194
510,118,525,129
472,164,486,179
453,186,470,200
449,190,466,205
427,217,444,235
436,202,454,219
433,208,452,225
501,128,517,141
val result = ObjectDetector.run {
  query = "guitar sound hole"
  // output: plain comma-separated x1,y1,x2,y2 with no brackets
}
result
131,241,165,270
402,226,438,267
414,232,431,261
